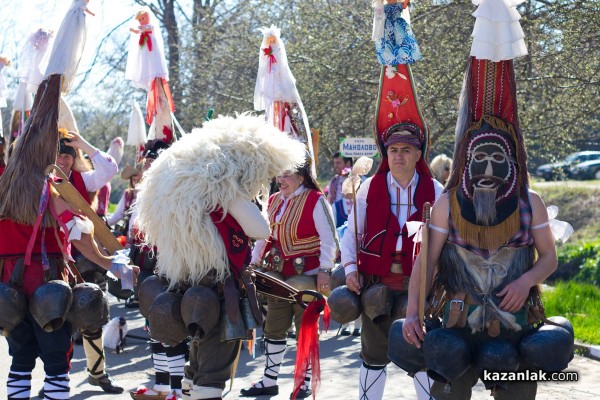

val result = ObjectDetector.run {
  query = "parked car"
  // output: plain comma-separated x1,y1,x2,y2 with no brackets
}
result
535,151,600,181
570,158,600,180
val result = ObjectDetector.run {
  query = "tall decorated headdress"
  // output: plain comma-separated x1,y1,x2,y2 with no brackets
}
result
9,28,54,147
445,0,529,250
372,1,432,179
254,25,317,177
0,0,91,225
125,6,175,144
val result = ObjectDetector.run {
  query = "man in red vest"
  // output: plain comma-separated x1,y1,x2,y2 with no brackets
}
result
56,131,124,394
341,123,443,399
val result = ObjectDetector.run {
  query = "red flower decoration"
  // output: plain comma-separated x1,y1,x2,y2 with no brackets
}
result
262,45,277,72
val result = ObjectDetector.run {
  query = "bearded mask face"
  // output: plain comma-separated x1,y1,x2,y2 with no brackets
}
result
459,128,519,226
462,131,518,201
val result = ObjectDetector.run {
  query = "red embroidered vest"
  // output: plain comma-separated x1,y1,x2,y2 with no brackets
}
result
261,190,322,276
358,172,435,277
96,183,111,216
69,170,91,204
210,209,251,276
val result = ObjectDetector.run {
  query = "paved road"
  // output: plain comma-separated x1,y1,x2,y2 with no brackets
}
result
2,295,599,399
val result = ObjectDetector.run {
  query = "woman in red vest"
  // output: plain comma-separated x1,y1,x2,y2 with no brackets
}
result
241,162,338,399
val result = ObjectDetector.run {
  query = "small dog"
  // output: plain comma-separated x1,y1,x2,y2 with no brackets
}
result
103,316,128,353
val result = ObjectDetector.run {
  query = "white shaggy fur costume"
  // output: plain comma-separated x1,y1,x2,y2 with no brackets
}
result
135,113,305,287
134,113,306,400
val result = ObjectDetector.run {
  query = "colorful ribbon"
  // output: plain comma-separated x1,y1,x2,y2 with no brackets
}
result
263,45,277,72
139,31,153,51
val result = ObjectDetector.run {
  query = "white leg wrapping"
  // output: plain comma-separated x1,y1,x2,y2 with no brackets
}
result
413,371,435,400
359,362,386,400
303,366,312,390
82,333,105,379
181,377,193,400
43,373,70,400
261,338,286,387
7,370,31,399
189,385,222,400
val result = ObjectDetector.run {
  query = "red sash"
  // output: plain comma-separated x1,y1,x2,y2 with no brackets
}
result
358,172,435,277
210,208,251,276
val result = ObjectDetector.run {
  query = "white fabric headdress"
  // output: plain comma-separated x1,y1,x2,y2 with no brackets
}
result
13,28,54,111
125,6,169,90
127,100,147,146
107,137,125,165
470,0,527,61
58,96,79,133
254,25,317,177
43,0,90,93
254,25,299,111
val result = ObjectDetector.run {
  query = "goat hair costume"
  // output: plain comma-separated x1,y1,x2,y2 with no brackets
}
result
134,113,306,286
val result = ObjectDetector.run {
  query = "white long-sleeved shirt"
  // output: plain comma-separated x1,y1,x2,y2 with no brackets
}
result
107,190,135,226
77,149,119,192
252,186,338,272
341,171,444,275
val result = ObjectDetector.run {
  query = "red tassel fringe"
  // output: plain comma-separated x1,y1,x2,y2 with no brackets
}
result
291,298,327,400
146,78,175,125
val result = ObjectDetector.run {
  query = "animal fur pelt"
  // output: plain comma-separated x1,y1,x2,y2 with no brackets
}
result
0,75,61,226
135,113,306,286
436,242,535,333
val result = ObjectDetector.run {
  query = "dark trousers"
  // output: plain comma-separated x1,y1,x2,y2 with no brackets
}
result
7,311,73,376
185,300,240,389
264,298,305,341
360,290,408,366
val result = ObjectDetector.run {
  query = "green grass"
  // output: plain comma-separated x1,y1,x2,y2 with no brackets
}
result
532,183,600,243
542,281,600,345
107,202,117,214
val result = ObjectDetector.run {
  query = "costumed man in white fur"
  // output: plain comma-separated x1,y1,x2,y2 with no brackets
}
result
134,113,306,400
398,1,575,399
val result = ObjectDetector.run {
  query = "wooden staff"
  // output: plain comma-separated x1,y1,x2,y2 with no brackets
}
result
45,164,123,255
418,202,431,327
351,159,360,284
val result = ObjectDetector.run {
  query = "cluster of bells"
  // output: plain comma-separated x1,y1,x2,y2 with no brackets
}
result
137,268,327,348
0,279,109,335
137,275,262,347
387,315,574,393
324,266,575,394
